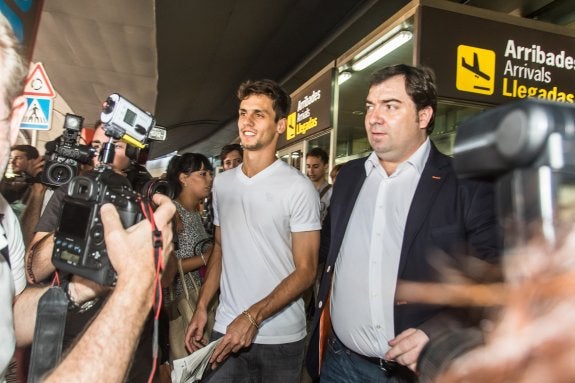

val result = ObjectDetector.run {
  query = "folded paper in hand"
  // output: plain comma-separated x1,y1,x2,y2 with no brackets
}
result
171,339,222,383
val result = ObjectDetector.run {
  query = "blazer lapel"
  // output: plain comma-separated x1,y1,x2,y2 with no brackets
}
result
398,145,449,276
329,159,366,262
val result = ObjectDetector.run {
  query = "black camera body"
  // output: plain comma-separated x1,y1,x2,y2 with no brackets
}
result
41,113,95,188
52,166,143,286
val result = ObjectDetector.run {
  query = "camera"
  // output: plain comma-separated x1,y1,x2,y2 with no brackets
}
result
40,113,96,187
453,98,575,250
417,98,575,382
52,95,163,285
51,169,142,285
100,93,159,149
141,177,175,201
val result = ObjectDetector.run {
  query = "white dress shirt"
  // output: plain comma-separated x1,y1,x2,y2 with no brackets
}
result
331,139,430,357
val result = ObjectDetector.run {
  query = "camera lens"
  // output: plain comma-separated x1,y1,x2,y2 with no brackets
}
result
47,163,74,185
103,97,116,114
141,179,174,200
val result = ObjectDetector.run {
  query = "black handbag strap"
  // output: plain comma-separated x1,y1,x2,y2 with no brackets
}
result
319,184,331,199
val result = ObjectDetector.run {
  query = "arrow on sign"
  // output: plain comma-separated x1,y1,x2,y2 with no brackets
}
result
23,62,55,98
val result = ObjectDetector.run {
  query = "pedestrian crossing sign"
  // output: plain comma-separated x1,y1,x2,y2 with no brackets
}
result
20,96,53,130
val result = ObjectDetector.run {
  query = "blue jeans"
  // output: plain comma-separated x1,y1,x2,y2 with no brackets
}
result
319,334,415,383
201,331,305,383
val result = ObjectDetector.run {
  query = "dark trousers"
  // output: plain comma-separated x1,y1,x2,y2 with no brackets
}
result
202,331,305,383
319,334,416,383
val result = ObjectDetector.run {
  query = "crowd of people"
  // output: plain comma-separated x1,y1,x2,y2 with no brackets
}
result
0,12,175,383
4,8,575,383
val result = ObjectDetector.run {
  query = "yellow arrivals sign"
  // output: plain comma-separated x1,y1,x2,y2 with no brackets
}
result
456,45,496,95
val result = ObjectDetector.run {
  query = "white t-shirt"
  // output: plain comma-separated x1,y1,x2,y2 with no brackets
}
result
0,195,26,382
212,160,321,344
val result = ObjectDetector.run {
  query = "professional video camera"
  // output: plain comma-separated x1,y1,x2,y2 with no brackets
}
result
453,98,575,250
40,113,96,187
52,94,167,285
417,98,575,382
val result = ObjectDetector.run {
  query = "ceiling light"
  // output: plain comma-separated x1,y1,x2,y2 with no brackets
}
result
351,30,413,72
338,71,352,85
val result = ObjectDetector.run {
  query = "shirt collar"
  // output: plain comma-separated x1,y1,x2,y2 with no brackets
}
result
364,138,431,177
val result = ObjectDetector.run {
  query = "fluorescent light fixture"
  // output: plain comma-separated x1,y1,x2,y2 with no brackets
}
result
338,71,352,85
351,30,413,71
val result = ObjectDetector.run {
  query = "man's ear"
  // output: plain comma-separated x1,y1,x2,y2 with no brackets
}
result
9,95,26,145
418,106,433,131
276,118,287,135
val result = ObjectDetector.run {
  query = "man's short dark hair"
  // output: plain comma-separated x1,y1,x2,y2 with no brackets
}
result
220,143,243,161
369,64,438,134
307,147,328,164
11,144,39,160
237,79,291,122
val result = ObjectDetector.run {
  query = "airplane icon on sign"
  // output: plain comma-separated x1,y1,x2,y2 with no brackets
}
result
461,52,491,81
456,44,495,95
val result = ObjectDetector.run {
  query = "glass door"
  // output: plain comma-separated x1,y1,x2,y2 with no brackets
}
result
278,144,304,171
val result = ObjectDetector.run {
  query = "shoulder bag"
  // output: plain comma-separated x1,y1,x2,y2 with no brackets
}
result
168,259,218,360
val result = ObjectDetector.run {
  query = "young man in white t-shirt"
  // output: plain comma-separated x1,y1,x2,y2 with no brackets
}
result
186,79,321,382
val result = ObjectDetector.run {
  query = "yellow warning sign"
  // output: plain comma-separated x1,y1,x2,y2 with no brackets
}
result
286,112,296,140
456,45,496,95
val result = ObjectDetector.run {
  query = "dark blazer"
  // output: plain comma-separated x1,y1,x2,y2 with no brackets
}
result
307,143,502,379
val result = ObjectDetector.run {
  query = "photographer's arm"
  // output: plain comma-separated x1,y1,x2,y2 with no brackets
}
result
43,195,175,383
19,183,47,247
12,285,49,346
25,187,68,284
25,231,55,283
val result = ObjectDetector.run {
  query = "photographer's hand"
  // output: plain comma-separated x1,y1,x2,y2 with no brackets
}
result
28,156,44,178
102,194,175,286
68,275,109,304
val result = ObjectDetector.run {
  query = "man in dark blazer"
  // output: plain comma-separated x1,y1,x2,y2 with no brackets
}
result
307,64,501,382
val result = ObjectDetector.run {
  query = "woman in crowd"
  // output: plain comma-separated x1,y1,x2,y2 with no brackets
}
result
162,152,214,317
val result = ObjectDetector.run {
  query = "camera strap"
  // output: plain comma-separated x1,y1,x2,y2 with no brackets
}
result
27,286,68,383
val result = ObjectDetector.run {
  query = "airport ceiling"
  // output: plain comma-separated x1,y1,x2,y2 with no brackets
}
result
30,0,575,160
